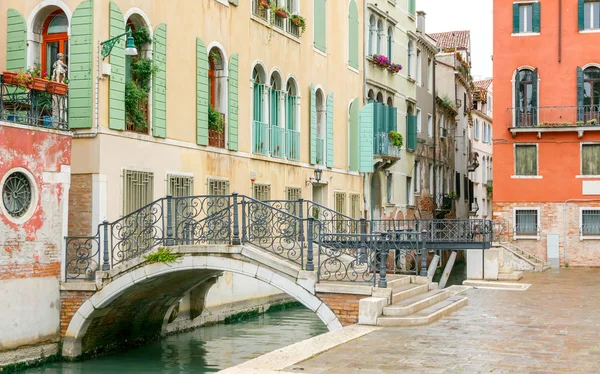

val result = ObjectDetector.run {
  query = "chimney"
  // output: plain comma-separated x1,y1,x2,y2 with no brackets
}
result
417,11,426,33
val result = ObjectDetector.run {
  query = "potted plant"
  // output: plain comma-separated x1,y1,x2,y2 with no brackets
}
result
387,63,402,74
290,14,306,34
27,64,49,92
13,69,32,88
272,6,288,18
388,130,403,148
208,106,224,133
371,54,390,68
259,0,270,9
2,71,18,85
447,191,457,200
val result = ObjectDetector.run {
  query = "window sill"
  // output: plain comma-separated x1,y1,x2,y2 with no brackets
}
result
407,77,416,84
313,47,327,58
511,32,540,37
249,15,302,44
511,175,543,179
388,0,397,6
348,65,359,74
580,235,600,240
514,235,540,241
576,175,600,179
579,29,600,34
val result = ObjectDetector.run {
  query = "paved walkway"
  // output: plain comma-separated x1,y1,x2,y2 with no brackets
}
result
285,269,600,373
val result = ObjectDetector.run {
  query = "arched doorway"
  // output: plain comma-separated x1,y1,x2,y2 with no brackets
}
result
208,47,226,148
41,10,68,77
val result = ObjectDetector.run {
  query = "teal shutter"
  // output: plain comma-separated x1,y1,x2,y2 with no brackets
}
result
390,107,397,132
532,2,541,33
407,115,417,151
310,85,317,164
69,0,94,129
409,0,416,16
349,99,359,171
358,103,374,173
578,0,585,31
348,0,359,69
109,1,125,131
196,38,209,146
326,93,334,168
513,3,520,34
6,9,26,71
228,53,239,151
577,66,584,122
152,23,167,138
314,0,327,53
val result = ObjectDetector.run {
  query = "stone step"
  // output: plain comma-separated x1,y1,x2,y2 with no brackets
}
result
377,295,468,327
497,270,523,281
387,276,412,290
391,283,429,304
498,266,513,274
382,289,450,317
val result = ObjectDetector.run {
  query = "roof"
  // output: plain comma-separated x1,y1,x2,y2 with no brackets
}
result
428,30,470,51
474,79,493,91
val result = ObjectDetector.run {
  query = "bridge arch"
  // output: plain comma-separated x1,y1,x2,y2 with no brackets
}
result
62,248,342,358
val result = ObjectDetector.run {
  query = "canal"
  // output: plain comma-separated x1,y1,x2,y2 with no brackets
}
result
24,305,327,373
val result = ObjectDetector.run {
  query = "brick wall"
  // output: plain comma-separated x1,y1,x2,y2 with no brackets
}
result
493,201,600,267
0,262,60,281
317,292,364,325
68,174,93,237
60,291,95,336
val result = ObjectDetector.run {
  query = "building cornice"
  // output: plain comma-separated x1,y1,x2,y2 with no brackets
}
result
366,4,398,25
366,78,398,95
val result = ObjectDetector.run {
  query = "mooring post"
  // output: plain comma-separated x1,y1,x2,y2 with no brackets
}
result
102,220,109,271
231,193,241,245
166,194,174,246
306,217,315,271
420,229,428,277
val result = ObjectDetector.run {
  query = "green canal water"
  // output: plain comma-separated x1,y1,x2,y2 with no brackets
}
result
24,305,327,373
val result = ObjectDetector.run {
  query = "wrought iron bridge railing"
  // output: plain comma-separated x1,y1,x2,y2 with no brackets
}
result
65,194,493,288
1,75,69,130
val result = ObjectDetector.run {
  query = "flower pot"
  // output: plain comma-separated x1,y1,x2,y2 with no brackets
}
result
30,77,49,92
259,0,270,8
47,81,68,96
2,71,17,85
275,9,288,18
292,17,302,26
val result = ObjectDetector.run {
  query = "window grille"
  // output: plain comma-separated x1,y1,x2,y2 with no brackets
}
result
286,187,301,201
334,192,347,233
167,175,194,197
123,170,154,215
350,194,361,219
515,209,538,235
582,209,600,235
208,178,230,195
253,183,271,201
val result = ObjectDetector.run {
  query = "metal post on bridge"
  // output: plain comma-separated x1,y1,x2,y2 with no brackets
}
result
359,218,367,264
378,242,388,288
102,220,110,271
241,200,248,243
420,229,428,277
298,198,305,242
306,217,314,271
232,193,241,245
166,194,174,246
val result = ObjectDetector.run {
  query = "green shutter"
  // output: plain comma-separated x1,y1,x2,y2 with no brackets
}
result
349,99,359,171
69,0,94,129
358,103,374,173
310,85,317,164
196,38,209,146
513,3,520,34
532,68,538,125
532,2,541,33
407,115,417,151
577,66,584,122
409,0,416,16
109,1,125,131
228,53,239,151
6,9,26,71
390,107,397,133
326,93,334,168
348,0,359,69
314,0,327,53
152,23,167,138
578,0,585,31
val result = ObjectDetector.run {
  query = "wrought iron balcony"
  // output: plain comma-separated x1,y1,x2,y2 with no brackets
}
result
1,75,69,130
507,105,600,137
286,129,300,161
469,199,479,216
435,194,454,211
253,120,270,155
270,125,285,158
374,132,401,159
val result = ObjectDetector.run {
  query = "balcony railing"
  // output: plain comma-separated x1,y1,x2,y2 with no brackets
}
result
252,0,268,20
209,112,226,148
1,76,68,130
435,194,454,211
270,125,285,158
316,137,325,166
286,129,300,161
508,105,600,129
287,18,301,37
273,13,285,30
253,120,270,155
374,132,401,159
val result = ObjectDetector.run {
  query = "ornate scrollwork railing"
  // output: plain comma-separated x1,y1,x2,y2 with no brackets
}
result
173,195,233,245
318,233,377,284
65,234,100,280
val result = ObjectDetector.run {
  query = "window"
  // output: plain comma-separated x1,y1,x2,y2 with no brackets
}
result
582,144,600,175
474,120,480,140
416,49,422,86
253,183,271,200
439,113,445,131
406,176,413,205
270,73,284,157
515,68,538,127
208,178,230,195
386,174,393,204
407,41,413,78
349,193,361,219
429,164,433,194
167,175,194,197
123,170,154,215
414,161,420,194
208,47,226,148
584,1,600,30
515,144,538,176
387,26,393,59
377,20,383,55
335,192,347,214
581,209,600,236
42,11,69,79
286,187,302,201
583,67,600,109
286,79,300,161
252,0,268,20
416,108,422,133
427,58,433,92
513,3,541,34
408,0,416,16
520,5,533,32
2,171,32,219
515,208,539,236
368,15,376,56
427,113,433,137
253,68,265,122
348,1,359,69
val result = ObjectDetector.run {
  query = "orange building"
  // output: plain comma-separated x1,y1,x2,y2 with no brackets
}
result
493,0,600,267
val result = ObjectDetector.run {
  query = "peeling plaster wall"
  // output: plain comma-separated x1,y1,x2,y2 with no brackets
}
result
0,123,71,356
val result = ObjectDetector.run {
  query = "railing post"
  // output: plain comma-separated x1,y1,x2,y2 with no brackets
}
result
306,217,315,271
298,198,305,242
166,195,174,246
420,229,428,277
102,220,110,271
378,241,388,288
241,199,248,243
232,193,241,245
360,218,367,264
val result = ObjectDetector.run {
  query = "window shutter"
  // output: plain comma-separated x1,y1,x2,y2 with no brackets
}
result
577,66,584,122
513,3,520,34
389,107,397,132
326,93,335,168
314,0,327,53
359,103,374,173
109,1,125,131
532,68,538,125
349,99,359,171
228,53,239,151
532,2,541,33
196,38,209,146
455,172,461,197
69,0,94,129
6,9,26,71
407,115,417,151
514,69,520,127
152,23,167,138
310,85,317,164
578,0,585,31
348,0,359,69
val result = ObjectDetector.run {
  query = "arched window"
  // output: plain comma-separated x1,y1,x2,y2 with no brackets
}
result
387,97,393,107
515,68,537,127
207,47,226,148
252,65,267,154
583,67,600,108
315,89,326,166
269,72,284,158
387,26,393,59
377,20,383,55
367,89,375,102
407,40,413,78
369,15,376,56
42,10,69,77
376,92,384,103
125,17,153,133
253,66,266,122
286,78,300,161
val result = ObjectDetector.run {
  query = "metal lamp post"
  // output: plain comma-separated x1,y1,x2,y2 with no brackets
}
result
100,28,138,60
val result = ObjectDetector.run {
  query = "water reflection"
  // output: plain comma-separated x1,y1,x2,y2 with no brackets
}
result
24,306,327,374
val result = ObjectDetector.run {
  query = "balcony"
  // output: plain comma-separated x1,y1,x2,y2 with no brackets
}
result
507,105,600,138
286,129,300,161
316,137,325,166
270,125,285,158
374,132,401,159
253,120,270,155
435,194,454,212
1,75,68,130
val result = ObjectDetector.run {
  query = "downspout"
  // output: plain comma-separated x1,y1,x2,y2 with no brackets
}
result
362,0,369,219
432,55,437,214
562,199,600,265
558,0,562,63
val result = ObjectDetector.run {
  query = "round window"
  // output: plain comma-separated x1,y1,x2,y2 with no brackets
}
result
2,172,33,218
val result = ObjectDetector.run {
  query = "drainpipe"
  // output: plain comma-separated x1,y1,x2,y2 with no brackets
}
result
362,0,368,219
432,54,437,215
558,0,562,63
562,199,600,265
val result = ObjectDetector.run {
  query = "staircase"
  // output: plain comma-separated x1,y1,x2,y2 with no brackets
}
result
366,276,468,327
496,242,551,272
